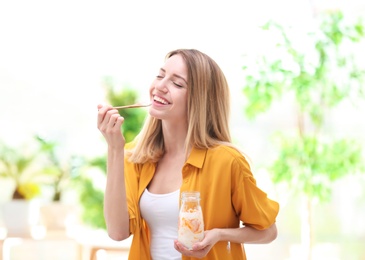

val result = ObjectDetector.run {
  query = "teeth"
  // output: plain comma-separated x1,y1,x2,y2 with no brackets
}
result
154,96,169,104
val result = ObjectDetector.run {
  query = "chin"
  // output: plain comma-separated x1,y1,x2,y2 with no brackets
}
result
148,109,164,120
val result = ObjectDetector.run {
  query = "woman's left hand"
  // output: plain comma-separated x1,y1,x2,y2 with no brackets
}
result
174,229,219,258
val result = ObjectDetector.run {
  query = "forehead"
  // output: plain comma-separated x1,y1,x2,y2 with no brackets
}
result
163,54,188,78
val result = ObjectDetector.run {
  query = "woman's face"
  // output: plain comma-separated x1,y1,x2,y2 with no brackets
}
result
149,54,188,123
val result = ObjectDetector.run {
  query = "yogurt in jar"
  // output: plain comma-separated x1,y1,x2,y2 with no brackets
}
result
178,192,204,249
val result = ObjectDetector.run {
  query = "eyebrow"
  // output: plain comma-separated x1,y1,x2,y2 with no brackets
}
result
160,68,188,85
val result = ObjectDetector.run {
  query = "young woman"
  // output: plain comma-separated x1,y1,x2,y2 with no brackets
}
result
97,49,279,260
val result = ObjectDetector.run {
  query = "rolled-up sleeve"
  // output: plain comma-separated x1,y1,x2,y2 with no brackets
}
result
231,157,279,230
124,157,140,235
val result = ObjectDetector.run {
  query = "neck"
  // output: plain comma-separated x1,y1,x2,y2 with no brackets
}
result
162,121,188,156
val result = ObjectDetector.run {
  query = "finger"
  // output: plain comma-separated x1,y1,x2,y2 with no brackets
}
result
97,105,113,126
113,116,124,128
102,108,118,126
175,240,184,249
192,242,208,251
107,112,121,128
174,241,180,251
174,240,186,252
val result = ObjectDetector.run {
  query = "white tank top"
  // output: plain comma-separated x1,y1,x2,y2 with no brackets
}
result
140,188,181,260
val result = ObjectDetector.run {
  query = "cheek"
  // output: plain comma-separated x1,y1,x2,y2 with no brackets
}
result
149,84,154,96
181,93,188,107
177,95,188,114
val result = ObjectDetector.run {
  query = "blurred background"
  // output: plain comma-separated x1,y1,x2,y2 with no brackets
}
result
0,0,364,259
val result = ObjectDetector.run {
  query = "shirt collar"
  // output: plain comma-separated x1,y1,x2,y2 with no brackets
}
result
186,146,207,168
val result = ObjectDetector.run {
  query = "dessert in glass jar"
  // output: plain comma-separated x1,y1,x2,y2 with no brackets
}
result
178,191,204,249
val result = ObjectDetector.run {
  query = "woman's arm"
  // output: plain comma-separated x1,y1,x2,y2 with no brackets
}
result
174,224,277,258
103,147,130,240
217,223,278,244
97,104,130,241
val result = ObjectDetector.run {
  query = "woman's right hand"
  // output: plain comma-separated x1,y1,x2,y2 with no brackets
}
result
97,104,125,149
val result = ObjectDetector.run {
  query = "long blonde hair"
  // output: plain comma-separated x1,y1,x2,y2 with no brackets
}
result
128,49,232,163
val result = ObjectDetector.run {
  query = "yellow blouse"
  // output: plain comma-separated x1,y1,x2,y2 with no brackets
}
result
124,145,279,260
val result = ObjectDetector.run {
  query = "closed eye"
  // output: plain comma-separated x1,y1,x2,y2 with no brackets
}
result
173,82,183,88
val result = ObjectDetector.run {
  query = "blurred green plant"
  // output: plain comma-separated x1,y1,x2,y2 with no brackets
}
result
77,77,147,229
242,11,365,259
104,76,147,142
0,141,44,200
35,135,84,202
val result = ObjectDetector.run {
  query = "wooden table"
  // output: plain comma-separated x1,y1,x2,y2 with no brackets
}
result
0,226,132,260
74,228,132,260
0,230,81,260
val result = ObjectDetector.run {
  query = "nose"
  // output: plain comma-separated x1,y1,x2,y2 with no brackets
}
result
154,79,168,93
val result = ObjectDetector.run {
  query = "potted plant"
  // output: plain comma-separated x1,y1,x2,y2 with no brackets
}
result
0,140,45,236
34,135,84,231
241,11,365,260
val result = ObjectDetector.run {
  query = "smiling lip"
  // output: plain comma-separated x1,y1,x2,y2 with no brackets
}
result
153,95,170,105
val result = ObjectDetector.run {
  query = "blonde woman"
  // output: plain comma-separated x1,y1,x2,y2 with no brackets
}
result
97,49,279,260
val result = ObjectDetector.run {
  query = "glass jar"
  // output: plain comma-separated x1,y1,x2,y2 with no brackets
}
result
178,191,204,249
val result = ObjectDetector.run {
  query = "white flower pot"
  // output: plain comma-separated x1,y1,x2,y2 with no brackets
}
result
1,199,40,237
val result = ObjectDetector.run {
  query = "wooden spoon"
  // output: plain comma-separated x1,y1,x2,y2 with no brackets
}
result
113,103,151,110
